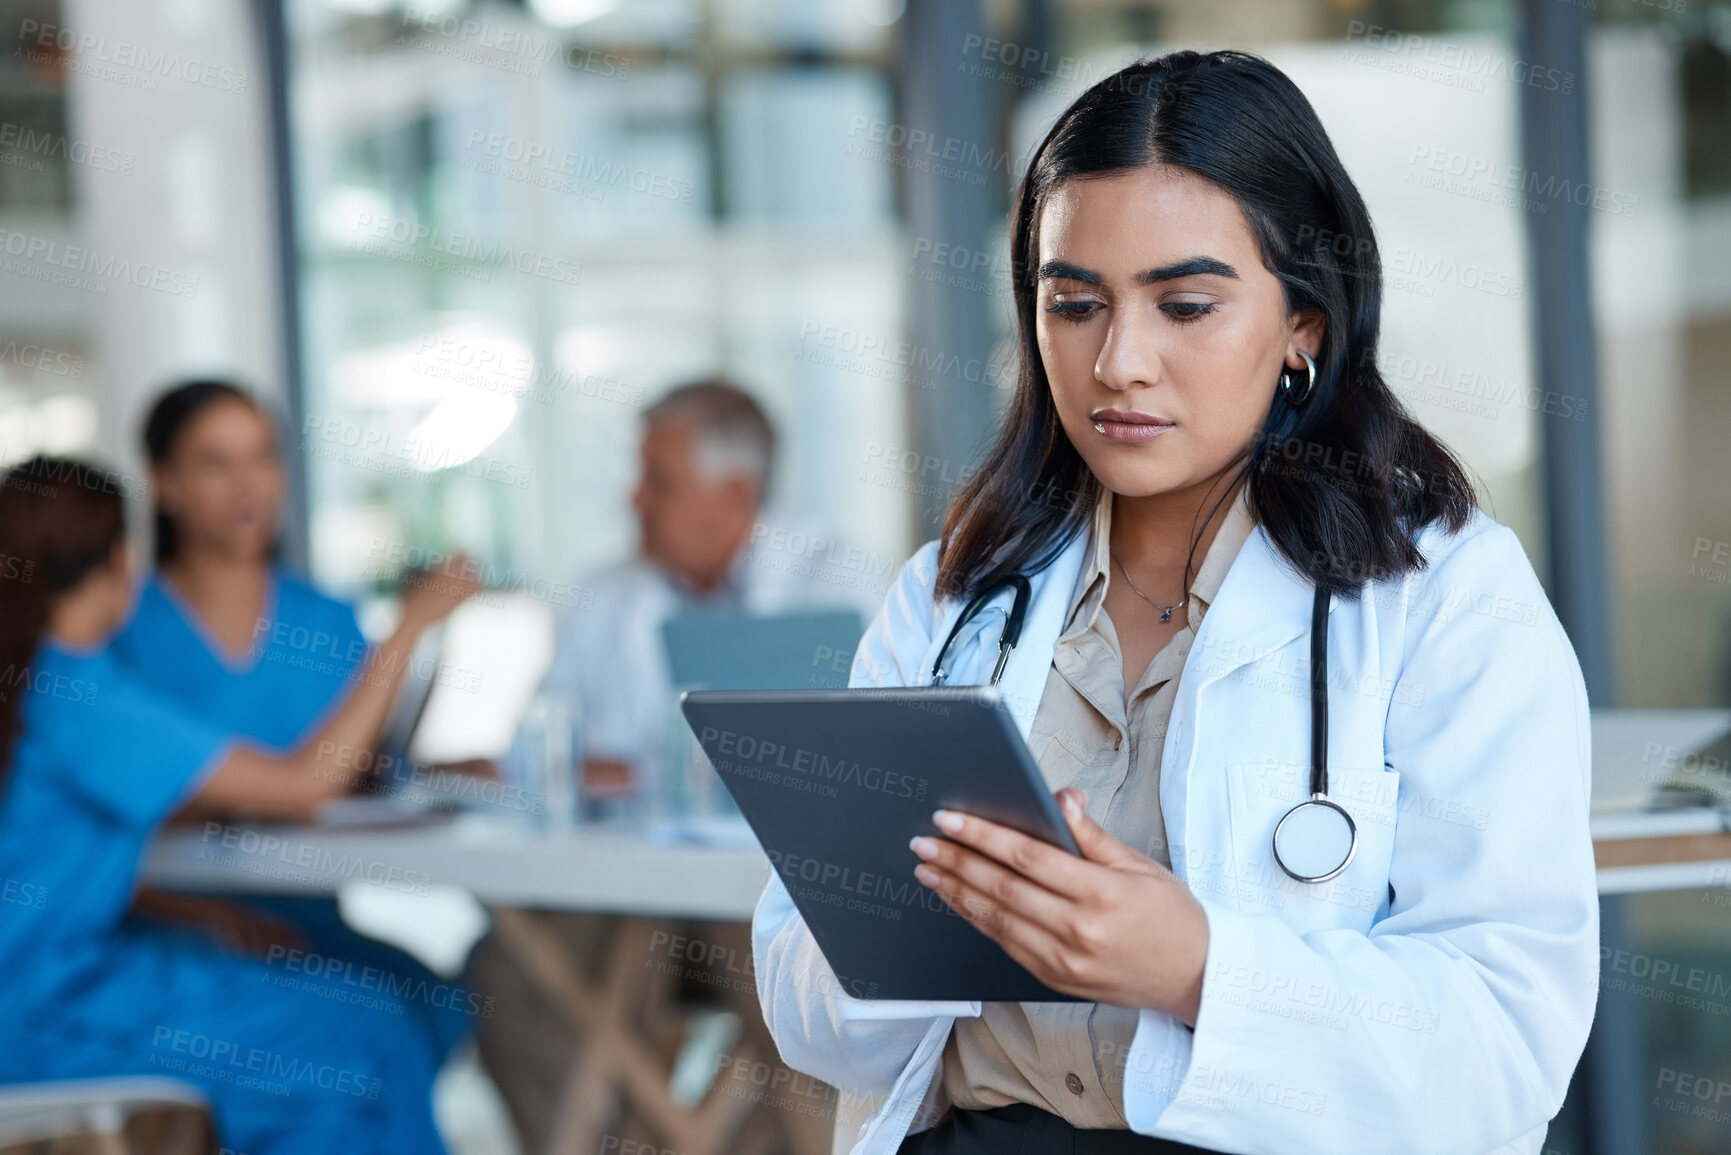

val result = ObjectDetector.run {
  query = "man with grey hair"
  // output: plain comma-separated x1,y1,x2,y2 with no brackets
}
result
474,379,858,1152
538,376,825,799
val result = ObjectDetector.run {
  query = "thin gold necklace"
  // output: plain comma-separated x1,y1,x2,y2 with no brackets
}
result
1112,553,1187,623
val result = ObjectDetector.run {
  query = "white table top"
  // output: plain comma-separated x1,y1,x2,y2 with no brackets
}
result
145,705,1731,909
143,805,1731,914
143,816,772,921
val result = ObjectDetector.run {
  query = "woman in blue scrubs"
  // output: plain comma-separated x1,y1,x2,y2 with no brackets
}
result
110,380,479,1053
114,379,372,767
0,455,477,1154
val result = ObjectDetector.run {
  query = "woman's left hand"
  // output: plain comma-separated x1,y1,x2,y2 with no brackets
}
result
911,787,1209,1024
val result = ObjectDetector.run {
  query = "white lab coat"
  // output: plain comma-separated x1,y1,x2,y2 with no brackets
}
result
752,508,1598,1155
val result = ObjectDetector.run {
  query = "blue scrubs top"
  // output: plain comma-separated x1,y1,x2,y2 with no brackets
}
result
0,643,447,1154
108,568,476,1060
111,570,369,750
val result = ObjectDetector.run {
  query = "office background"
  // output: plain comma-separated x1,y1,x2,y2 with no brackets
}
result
0,0,1727,1151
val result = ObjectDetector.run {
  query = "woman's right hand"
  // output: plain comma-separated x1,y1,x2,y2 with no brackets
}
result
398,552,482,629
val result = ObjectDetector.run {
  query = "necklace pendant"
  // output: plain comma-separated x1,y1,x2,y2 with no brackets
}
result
1160,608,1173,623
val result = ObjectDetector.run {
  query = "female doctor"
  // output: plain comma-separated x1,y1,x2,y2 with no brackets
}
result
752,51,1598,1155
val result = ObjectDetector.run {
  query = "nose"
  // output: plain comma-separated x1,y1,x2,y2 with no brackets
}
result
1092,306,1164,392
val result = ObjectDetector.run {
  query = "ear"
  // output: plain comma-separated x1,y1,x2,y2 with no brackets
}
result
719,471,761,511
1286,308,1326,368
149,464,178,515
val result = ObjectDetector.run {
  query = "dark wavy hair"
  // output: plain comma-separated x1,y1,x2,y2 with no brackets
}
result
0,457,127,784
937,50,1474,600
143,379,277,564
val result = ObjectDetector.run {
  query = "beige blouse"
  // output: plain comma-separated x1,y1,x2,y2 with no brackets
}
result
937,487,1256,1127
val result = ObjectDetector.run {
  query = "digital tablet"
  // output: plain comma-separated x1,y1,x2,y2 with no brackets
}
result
680,687,1083,1002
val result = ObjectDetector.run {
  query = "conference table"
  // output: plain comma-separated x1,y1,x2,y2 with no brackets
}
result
142,708,1731,1155
143,815,810,1155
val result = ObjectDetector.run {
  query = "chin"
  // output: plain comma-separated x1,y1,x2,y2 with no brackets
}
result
1078,456,1195,501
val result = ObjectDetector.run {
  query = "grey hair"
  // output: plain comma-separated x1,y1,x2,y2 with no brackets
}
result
644,378,776,493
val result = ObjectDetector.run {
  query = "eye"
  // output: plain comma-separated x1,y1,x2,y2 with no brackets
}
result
1044,300,1102,324
1161,301,1217,323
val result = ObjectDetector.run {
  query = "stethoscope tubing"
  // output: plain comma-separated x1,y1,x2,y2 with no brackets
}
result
929,573,1354,884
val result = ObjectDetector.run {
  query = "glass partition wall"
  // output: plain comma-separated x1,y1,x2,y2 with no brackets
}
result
287,0,912,614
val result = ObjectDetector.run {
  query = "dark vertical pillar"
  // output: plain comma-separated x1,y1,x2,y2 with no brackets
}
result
253,0,309,570
898,0,1005,537
1520,7,1634,1155
1521,0,1616,703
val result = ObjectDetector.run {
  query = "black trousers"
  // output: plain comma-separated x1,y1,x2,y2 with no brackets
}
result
896,1104,1228,1154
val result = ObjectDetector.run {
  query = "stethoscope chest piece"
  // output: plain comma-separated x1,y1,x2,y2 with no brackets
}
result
1268,583,1359,885
1271,796,1357,883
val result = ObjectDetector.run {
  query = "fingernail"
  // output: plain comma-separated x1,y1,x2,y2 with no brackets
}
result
914,864,940,887
910,836,938,860
1063,793,1082,821
933,810,962,834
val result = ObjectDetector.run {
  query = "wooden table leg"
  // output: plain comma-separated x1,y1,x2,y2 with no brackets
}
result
490,908,834,1155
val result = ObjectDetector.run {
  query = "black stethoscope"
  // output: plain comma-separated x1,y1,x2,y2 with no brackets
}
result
928,576,1356,884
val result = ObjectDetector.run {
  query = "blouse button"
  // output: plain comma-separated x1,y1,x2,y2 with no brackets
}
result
1065,1072,1085,1096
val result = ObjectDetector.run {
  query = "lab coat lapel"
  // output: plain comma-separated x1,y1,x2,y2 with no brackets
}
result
1186,525,1320,693
995,532,1087,737
917,531,1089,742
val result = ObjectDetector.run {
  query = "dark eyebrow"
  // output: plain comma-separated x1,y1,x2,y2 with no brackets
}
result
1037,256,1239,286
1037,260,1100,285
1138,256,1238,284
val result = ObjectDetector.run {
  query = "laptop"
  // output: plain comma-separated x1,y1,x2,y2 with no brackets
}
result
661,609,865,692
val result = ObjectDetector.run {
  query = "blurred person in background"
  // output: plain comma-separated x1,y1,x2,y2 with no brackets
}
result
473,378,860,1151
110,379,478,1060
0,455,477,1154
540,376,851,800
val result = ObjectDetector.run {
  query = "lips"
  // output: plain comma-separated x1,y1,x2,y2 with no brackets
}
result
1090,408,1174,443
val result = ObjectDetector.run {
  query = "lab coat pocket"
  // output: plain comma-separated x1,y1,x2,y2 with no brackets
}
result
1224,759,1401,932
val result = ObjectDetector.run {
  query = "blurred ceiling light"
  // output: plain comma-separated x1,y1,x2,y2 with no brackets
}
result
322,0,403,15
856,0,905,26
330,320,528,472
33,395,98,456
331,320,533,409
319,187,397,248
528,0,620,28
554,323,636,380
403,389,518,472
